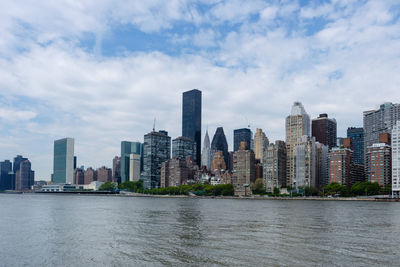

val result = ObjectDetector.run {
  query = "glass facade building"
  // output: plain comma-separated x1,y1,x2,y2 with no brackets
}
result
182,89,202,166
233,128,252,152
312,113,337,149
211,127,229,168
172,136,196,161
120,141,143,183
53,138,74,184
142,130,171,189
347,127,364,165
0,160,13,190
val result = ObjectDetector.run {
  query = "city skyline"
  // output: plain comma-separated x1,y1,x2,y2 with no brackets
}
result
0,1,399,180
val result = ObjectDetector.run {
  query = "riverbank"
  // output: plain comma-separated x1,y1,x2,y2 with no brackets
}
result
119,191,399,201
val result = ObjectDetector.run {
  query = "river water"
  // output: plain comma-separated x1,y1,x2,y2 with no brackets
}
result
0,194,399,266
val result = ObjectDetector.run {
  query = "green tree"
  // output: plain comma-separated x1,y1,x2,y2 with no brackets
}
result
251,178,266,195
118,180,143,192
351,181,381,196
304,186,318,196
323,182,347,196
273,187,280,195
99,181,116,192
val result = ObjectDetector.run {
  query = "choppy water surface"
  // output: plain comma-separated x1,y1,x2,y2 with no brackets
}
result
1,194,400,266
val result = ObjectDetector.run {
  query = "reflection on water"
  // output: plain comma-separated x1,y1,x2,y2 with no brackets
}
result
0,194,400,266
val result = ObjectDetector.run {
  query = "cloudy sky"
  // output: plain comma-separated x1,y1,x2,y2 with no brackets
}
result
0,0,399,180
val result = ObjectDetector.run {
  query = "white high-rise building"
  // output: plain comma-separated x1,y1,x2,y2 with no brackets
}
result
201,129,211,169
254,128,269,163
285,102,311,187
129,153,141,182
392,121,400,197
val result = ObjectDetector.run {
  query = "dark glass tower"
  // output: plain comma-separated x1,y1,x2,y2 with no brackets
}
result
0,160,12,190
120,141,143,183
347,127,364,165
182,89,201,166
211,127,229,168
233,128,252,152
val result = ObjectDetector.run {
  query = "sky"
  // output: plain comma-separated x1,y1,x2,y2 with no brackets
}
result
0,0,399,180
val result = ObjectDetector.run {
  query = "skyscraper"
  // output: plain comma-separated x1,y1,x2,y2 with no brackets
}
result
285,102,310,187
294,136,317,188
364,102,400,163
53,138,74,184
142,130,171,189
312,113,337,149
112,156,121,183
120,141,143,183
172,136,196,162
366,143,391,188
201,129,211,169
254,128,269,163
347,127,364,165
392,121,400,197
15,160,34,191
0,160,12,190
182,89,201,166
211,127,229,168
263,140,286,192
233,128,252,152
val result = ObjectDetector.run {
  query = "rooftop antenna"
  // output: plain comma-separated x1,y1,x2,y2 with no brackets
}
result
244,116,250,128
153,117,156,132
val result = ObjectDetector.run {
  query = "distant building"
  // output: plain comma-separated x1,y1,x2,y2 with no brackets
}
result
97,166,112,182
254,128,269,163
172,136,196,162
13,155,27,189
73,167,85,184
211,151,226,172
53,138,74,184
336,137,344,147
347,127,364,165
161,158,190,188
234,128,252,152
182,89,202,166
84,167,97,185
112,156,121,183
328,147,353,190
15,160,34,191
312,113,337,148
0,160,13,190
129,154,141,182
232,142,256,196
201,129,211,170
315,142,329,190
366,142,391,188
142,130,171,189
364,102,400,164
211,127,229,168
263,140,286,192
392,121,400,197
286,102,310,187
294,136,316,188
120,141,142,183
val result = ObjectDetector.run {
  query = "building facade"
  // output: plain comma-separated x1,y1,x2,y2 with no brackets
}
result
254,128,269,163
73,167,85,184
366,143,392,188
347,127,364,165
97,166,112,182
53,138,74,184
142,130,171,189
112,156,121,183
263,140,286,192
0,160,13,190
120,141,143,183
182,89,202,166
233,128,252,152
172,136,196,162
84,167,97,185
363,102,400,164
294,136,316,188
161,158,190,188
286,102,311,187
328,147,352,190
211,127,229,168
201,129,211,170
312,113,337,149
129,154,141,182
15,160,34,191
232,142,256,196
392,121,400,197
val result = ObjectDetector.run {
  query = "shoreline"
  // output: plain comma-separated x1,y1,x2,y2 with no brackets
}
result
3,191,399,201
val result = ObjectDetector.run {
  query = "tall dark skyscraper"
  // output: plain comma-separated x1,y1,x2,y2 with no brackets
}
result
347,127,364,165
211,127,229,168
311,114,337,149
0,160,13,190
233,128,252,152
182,89,201,166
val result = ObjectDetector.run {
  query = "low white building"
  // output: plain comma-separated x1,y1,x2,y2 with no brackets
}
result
83,181,105,191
